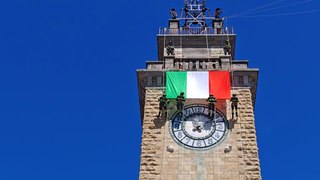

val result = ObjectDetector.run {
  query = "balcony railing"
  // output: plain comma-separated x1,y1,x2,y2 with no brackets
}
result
158,27,235,35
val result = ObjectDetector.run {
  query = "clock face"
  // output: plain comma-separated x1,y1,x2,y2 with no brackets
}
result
169,104,228,150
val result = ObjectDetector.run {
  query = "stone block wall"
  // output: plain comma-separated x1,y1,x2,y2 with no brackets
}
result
139,88,261,180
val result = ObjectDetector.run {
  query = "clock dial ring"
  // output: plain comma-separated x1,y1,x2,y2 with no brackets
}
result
169,104,229,150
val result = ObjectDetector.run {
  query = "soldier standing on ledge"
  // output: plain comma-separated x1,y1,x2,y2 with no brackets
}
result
231,94,239,119
214,8,222,18
170,8,178,19
166,41,175,56
158,94,169,118
224,39,231,55
176,92,185,116
206,94,217,118
191,0,200,4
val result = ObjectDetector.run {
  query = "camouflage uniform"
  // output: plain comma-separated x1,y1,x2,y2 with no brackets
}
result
206,95,217,117
214,8,222,18
224,40,231,55
170,8,177,19
158,95,169,117
166,41,175,56
176,92,185,112
231,94,239,118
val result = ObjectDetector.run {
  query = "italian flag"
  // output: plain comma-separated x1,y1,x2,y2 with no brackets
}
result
166,71,231,99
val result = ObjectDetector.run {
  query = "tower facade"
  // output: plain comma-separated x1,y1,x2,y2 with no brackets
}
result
137,1,262,179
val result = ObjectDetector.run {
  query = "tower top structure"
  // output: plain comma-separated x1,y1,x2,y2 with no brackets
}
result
181,0,211,27
169,0,223,28
158,0,236,61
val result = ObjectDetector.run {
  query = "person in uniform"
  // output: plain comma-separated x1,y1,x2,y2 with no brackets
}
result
231,94,239,119
158,94,170,118
166,41,175,56
223,39,231,55
206,94,217,118
176,92,186,116
191,0,200,4
201,5,209,14
170,8,178,19
214,8,222,18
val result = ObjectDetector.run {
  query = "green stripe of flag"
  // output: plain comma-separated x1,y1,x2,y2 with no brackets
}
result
166,72,187,98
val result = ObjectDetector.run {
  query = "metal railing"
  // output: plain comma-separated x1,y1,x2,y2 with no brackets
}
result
158,27,235,35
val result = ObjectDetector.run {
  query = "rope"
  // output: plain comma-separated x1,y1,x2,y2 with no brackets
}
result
180,27,183,69
226,0,319,19
163,71,165,93
214,107,220,180
163,29,166,94
205,27,210,66
223,17,242,180
239,97,246,179
226,0,289,18
242,0,313,15
177,29,182,179
215,127,220,180
163,28,166,64
211,107,214,180
160,31,167,180
234,9,320,18
160,106,167,180
224,18,235,89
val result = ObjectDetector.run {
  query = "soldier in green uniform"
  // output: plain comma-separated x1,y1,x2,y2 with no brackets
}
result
223,39,231,55
170,8,178,19
176,92,185,116
214,8,222,18
158,94,170,118
206,94,217,118
166,41,175,56
231,94,239,119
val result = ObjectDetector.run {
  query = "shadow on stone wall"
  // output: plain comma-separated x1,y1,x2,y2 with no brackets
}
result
154,115,167,129
228,118,238,131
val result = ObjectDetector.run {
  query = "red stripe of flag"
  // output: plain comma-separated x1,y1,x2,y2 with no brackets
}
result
209,71,231,99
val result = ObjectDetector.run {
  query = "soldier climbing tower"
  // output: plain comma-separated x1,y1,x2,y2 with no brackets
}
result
137,1,262,179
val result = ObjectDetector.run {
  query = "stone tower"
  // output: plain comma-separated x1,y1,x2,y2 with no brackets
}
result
137,1,262,179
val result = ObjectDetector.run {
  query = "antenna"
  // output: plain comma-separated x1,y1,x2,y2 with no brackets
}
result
167,0,226,34
180,0,211,28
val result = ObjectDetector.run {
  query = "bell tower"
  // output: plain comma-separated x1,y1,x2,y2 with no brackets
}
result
137,0,262,179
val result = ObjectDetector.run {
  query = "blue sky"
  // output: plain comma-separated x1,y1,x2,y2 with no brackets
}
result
0,0,320,179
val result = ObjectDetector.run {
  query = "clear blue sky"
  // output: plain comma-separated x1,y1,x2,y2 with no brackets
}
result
0,0,319,179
